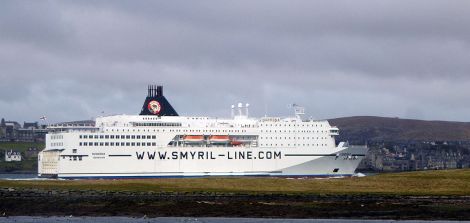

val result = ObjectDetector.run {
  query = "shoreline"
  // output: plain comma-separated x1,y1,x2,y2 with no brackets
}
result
1,170,470,220
1,187,470,220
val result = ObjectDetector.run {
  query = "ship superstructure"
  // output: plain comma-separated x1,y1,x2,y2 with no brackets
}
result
38,86,367,179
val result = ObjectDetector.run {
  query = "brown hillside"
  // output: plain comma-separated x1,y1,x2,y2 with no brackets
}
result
328,116,470,142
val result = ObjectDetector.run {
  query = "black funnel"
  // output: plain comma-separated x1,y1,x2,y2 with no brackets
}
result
140,85,179,116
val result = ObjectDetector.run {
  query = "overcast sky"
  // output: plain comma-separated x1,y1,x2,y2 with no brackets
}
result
1,0,470,123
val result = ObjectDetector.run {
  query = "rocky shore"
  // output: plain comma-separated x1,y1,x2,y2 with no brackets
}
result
1,187,470,220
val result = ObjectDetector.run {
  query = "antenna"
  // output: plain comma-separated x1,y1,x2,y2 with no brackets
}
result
157,85,163,96
238,103,243,116
231,105,235,118
245,103,250,117
291,103,305,119
264,102,268,117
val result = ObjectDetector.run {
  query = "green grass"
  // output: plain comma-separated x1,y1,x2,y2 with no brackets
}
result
0,159,37,172
0,142,45,153
1,169,470,196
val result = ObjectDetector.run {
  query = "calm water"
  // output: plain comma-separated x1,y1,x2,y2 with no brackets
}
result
0,217,467,223
0,173,39,180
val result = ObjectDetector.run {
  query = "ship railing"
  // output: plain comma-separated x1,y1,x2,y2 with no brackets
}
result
48,124,96,128
48,128,100,133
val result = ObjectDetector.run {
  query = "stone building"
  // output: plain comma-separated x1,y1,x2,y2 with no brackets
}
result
0,118,47,142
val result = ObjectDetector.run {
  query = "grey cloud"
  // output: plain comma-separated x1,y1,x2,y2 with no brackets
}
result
1,0,470,123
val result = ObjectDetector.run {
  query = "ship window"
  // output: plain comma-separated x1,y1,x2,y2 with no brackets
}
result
73,149,77,153
121,142,125,146
78,156,82,161
111,135,114,139
147,142,151,146
94,135,98,139
137,142,140,146
100,142,104,146
152,142,156,146
100,135,104,139
80,135,83,139
73,156,77,161
105,135,109,139
131,142,135,146
110,142,114,146
333,168,339,173
126,142,130,146
131,135,135,139
79,142,82,146
147,135,151,139
137,135,141,139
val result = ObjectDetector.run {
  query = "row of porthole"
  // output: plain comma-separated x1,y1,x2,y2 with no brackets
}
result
79,142,157,147
79,134,156,140
260,136,328,140
50,135,63,140
261,130,327,133
102,129,249,133
260,144,328,147
260,124,324,127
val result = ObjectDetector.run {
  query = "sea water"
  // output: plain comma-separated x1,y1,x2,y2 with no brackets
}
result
0,173,38,180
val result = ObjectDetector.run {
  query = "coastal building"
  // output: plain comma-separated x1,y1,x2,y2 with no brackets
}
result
5,150,22,162
0,118,21,141
0,118,47,142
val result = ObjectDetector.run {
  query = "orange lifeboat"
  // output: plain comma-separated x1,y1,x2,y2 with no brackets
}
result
183,135,205,142
209,135,230,143
231,141,242,146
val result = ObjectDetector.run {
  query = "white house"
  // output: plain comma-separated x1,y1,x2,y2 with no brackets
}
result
5,150,21,162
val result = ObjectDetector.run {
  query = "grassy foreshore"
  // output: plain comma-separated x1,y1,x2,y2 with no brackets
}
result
1,169,470,219
1,169,470,196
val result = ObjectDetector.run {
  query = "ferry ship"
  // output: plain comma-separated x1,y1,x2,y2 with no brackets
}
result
38,85,368,179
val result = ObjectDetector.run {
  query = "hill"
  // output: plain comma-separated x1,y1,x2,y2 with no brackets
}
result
328,116,470,142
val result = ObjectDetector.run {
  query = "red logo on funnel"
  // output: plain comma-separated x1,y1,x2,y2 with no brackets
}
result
148,100,161,114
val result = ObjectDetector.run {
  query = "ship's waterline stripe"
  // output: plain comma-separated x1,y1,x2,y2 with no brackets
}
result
284,154,366,157
59,171,283,175
61,155,89,157
93,154,367,157
285,154,336,157
58,173,354,179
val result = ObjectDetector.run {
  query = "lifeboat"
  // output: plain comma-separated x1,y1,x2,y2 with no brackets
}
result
231,141,242,146
209,135,230,143
183,135,205,142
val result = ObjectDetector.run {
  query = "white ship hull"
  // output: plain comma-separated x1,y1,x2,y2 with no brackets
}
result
39,144,367,179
